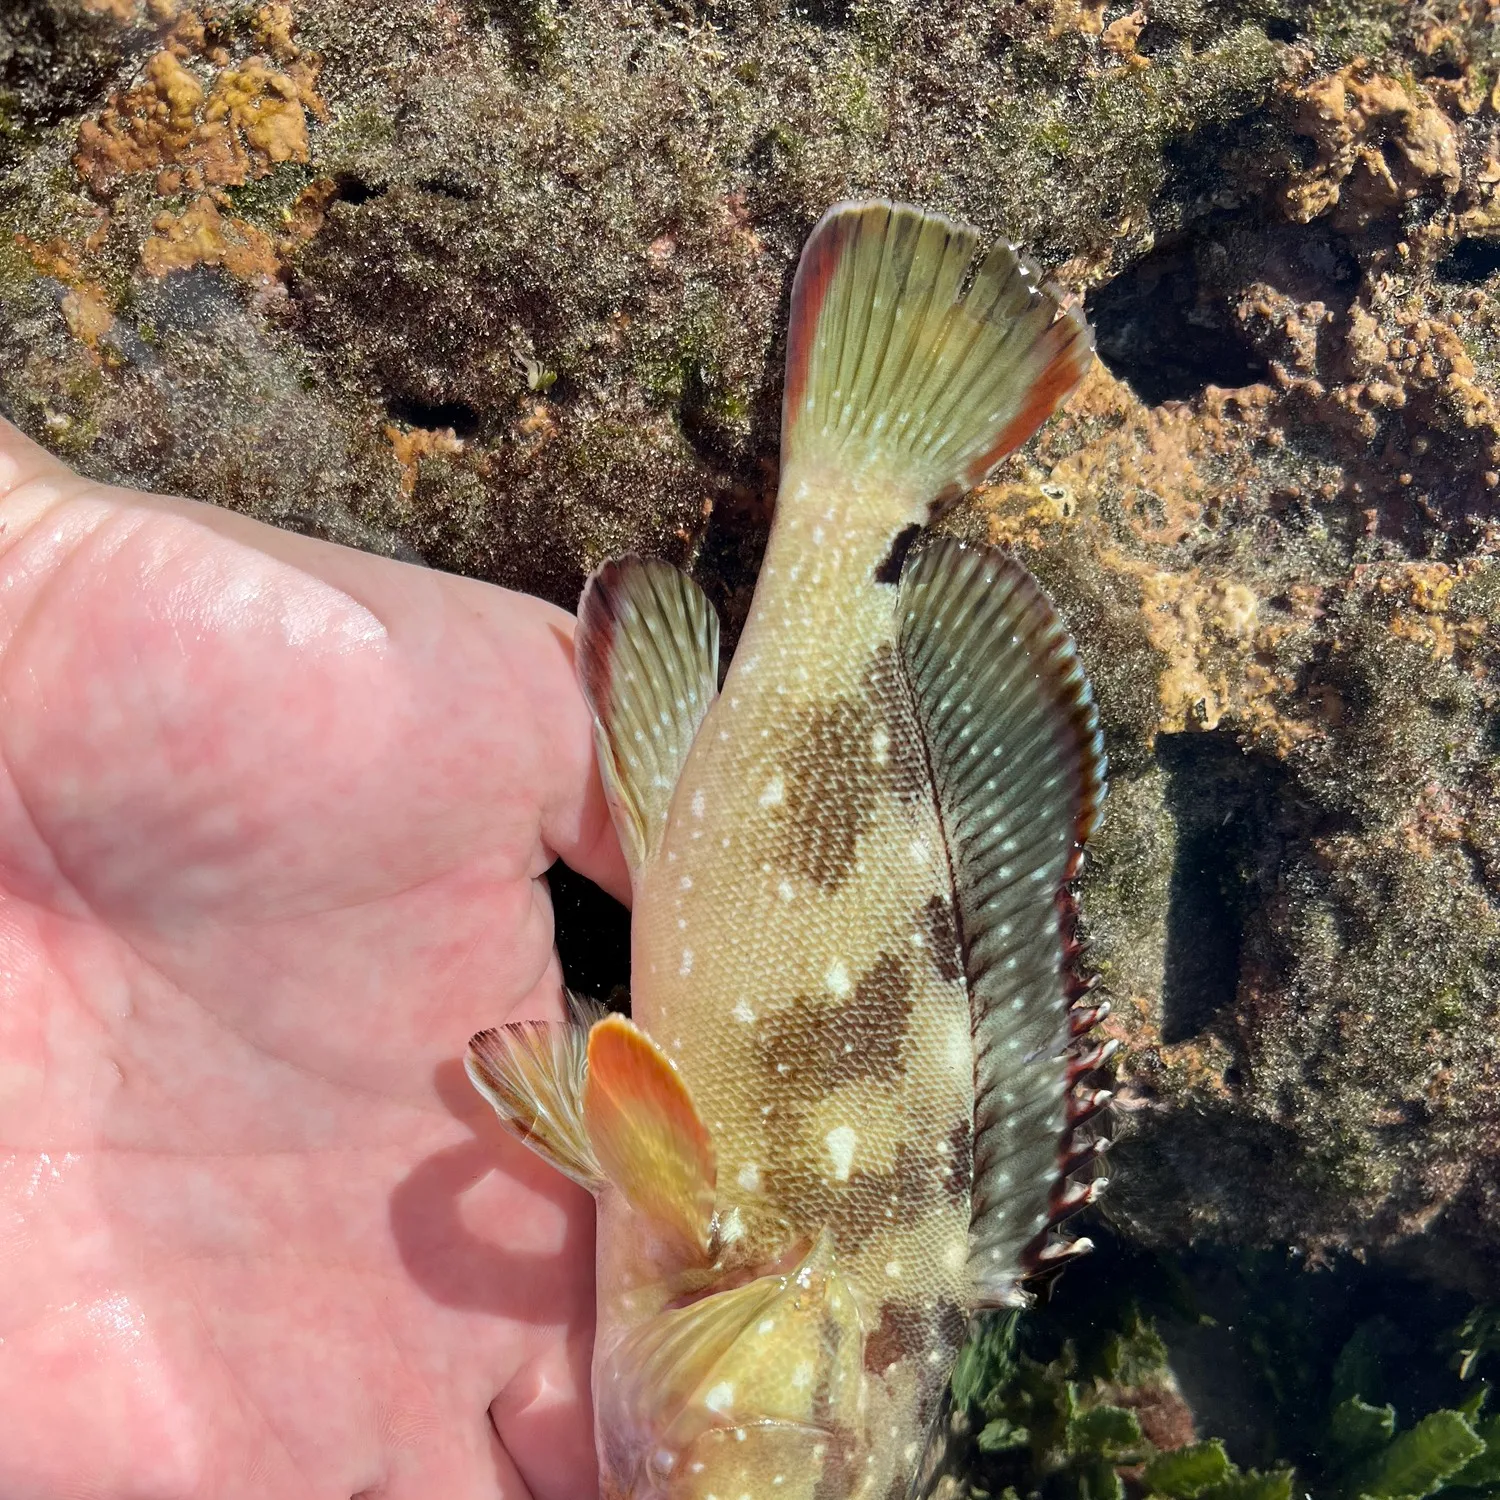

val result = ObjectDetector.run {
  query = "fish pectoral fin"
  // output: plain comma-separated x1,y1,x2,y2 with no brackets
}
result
466,991,608,1189
780,200,1093,498
583,1013,717,1257
575,556,720,873
598,1237,863,1460
897,537,1109,1308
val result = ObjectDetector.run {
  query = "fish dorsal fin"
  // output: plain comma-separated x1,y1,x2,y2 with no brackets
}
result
465,990,608,1189
584,1014,717,1258
781,200,1094,498
596,1236,862,1463
896,537,1107,1307
575,557,720,873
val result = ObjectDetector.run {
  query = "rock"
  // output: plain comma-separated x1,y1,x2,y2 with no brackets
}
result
1,0,1498,1281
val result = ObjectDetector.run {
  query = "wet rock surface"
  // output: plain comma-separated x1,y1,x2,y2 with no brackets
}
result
2,0,1499,1282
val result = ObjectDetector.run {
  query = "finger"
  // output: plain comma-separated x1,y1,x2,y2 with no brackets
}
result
0,413,632,908
490,1331,599,1500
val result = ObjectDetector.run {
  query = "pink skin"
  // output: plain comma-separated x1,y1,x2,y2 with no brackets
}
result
0,416,628,1499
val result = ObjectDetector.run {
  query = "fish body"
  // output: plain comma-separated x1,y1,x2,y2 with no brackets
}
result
468,201,1108,1500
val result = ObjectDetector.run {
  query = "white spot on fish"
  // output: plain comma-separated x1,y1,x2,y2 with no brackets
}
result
719,1207,745,1243
679,948,694,976
871,726,890,764
791,1362,813,1390
704,1382,735,1415
947,1023,970,1073
691,789,706,818
738,1161,762,1191
824,959,851,997
732,1000,756,1024
778,879,796,902
812,524,825,544
757,1317,775,1336
909,836,931,864
885,1259,902,1279
758,774,785,808
680,875,693,890
825,1125,857,1180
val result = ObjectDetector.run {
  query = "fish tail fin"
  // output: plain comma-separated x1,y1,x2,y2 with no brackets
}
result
780,200,1093,499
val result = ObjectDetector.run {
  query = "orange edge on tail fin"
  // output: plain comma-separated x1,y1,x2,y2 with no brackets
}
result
961,302,1095,486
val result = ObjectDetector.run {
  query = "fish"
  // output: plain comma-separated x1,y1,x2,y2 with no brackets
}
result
466,198,1111,1500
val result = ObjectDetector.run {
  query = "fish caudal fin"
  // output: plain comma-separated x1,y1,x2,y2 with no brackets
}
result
465,990,607,1189
781,200,1093,497
584,1014,718,1258
897,538,1109,1307
575,556,720,875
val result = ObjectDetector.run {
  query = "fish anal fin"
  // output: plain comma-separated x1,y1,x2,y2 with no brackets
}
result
896,536,1108,1307
781,200,1094,502
466,998,604,1189
575,557,720,874
583,1014,717,1257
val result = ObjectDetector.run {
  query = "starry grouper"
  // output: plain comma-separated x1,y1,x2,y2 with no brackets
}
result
466,199,1112,1500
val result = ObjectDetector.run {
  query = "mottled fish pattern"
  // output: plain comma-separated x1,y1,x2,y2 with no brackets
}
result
467,200,1110,1500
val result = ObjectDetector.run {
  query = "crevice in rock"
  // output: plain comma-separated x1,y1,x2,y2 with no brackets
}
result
1156,730,1296,1044
1436,237,1500,285
330,174,386,207
1086,246,1269,406
385,395,481,438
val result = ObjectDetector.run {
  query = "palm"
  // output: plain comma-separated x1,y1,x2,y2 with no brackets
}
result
0,419,625,1499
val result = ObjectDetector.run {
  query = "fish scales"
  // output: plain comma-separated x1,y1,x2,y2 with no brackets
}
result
634,472,976,1484
466,199,1108,1500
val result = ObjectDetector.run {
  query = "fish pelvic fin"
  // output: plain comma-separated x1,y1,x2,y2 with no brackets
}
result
584,1013,718,1259
780,199,1093,499
896,537,1109,1308
465,990,608,1189
576,556,720,875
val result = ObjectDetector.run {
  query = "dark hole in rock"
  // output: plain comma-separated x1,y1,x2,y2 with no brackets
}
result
1436,237,1500,284
789,0,852,25
417,176,482,202
385,395,482,438
1423,55,1466,81
1156,730,1293,1044
1086,248,1268,406
1263,16,1299,41
548,859,632,1007
331,174,386,206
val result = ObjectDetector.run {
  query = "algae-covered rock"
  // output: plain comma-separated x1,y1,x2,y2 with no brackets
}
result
2,0,1498,1279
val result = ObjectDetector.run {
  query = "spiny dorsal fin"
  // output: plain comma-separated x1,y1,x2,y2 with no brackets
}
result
575,557,720,874
782,200,1093,496
465,990,608,1189
584,1014,717,1259
896,537,1107,1307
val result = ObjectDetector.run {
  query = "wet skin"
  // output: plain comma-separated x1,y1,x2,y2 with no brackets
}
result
0,416,628,1500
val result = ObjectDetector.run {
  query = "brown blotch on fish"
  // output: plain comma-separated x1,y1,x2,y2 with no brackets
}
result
941,1116,974,1201
756,953,915,1088
864,1301,930,1374
920,893,963,984
777,691,879,891
865,644,929,807
767,1141,951,1253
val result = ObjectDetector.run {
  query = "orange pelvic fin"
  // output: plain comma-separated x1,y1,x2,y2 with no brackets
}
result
584,1013,717,1257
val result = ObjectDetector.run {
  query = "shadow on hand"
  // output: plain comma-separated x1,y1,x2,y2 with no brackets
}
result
389,1058,595,1320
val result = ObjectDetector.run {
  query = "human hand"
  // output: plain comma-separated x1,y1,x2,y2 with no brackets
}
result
0,417,627,1499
